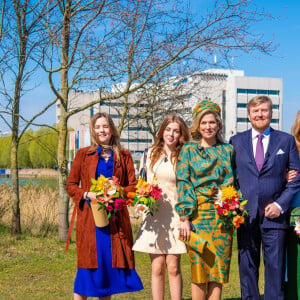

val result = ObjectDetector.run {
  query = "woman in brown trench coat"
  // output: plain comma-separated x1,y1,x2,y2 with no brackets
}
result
66,112,143,300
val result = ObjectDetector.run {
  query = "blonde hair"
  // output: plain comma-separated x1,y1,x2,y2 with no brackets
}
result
291,110,300,153
247,95,273,114
150,115,189,171
89,112,123,160
190,109,223,143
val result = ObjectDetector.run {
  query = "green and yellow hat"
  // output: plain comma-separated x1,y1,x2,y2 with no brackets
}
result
192,99,221,119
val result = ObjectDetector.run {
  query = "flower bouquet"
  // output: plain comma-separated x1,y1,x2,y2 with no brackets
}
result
127,177,162,217
214,186,248,229
89,175,126,226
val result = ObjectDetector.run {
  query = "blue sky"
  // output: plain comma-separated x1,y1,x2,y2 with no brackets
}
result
233,0,300,132
1,0,299,134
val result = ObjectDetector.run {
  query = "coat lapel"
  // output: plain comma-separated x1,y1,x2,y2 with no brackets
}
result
87,148,98,181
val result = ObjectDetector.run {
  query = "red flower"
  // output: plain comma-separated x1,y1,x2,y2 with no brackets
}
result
150,185,162,200
126,198,134,206
217,208,224,215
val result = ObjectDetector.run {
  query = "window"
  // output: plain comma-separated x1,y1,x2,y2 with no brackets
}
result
237,103,247,108
269,90,280,95
237,88,280,96
127,126,149,131
271,119,279,124
121,138,152,143
237,118,248,123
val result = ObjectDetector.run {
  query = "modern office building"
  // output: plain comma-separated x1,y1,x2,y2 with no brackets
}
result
57,69,282,161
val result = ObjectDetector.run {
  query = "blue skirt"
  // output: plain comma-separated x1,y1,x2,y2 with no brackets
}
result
74,225,143,297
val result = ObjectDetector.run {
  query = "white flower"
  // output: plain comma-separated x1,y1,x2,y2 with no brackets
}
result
214,189,223,207
135,204,148,216
295,219,300,236
106,180,117,195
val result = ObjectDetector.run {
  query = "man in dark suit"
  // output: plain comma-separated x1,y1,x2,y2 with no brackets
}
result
230,95,300,300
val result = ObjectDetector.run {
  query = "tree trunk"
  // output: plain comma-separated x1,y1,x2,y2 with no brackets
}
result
57,117,69,242
58,0,71,242
11,136,21,234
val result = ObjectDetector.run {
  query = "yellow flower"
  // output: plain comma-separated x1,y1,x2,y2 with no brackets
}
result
139,196,148,204
136,177,145,189
221,186,239,201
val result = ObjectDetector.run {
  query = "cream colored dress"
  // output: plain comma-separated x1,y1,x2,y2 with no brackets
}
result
132,151,186,254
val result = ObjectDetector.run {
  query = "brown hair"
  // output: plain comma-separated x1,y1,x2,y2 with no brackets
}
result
291,110,300,153
150,115,189,171
247,95,273,114
190,109,224,143
89,112,123,160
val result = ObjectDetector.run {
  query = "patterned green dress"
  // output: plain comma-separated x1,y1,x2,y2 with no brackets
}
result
176,142,235,284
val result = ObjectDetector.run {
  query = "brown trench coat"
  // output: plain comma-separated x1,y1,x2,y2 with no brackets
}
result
65,146,136,269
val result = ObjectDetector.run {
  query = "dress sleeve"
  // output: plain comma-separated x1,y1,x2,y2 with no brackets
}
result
175,144,198,219
222,145,235,186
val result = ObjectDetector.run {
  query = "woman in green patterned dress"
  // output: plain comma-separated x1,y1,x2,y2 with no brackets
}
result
176,100,235,300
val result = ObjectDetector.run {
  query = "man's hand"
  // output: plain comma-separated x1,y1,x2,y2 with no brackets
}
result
265,203,281,219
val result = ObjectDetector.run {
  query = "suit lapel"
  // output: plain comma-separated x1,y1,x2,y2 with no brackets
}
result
264,128,277,166
244,129,257,170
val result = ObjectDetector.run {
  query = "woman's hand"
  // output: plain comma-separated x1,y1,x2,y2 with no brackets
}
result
179,220,191,241
286,169,298,183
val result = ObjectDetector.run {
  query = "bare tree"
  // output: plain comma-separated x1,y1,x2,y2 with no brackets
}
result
0,0,6,41
41,0,274,241
0,0,57,234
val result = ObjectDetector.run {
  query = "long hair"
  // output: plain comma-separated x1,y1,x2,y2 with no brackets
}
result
89,112,122,160
190,109,224,143
291,110,300,153
150,115,189,171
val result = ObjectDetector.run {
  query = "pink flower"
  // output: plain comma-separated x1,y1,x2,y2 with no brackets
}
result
106,205,113,212
114,198,126,210
150,185,162,200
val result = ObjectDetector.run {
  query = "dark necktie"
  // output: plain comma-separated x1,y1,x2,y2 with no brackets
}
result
255,134,264,172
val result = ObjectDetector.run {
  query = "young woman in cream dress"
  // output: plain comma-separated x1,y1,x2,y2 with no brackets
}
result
133,115,189,300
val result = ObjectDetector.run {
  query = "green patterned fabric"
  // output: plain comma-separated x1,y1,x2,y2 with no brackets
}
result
175,142,235,284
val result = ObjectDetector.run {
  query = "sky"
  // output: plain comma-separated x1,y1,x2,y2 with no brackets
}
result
233,0,300,132
0,0,299,134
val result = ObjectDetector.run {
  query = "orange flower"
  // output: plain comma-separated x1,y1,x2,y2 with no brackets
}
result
223,209,229,216
233,215,245,228
138,183,151,195
127,191,136,198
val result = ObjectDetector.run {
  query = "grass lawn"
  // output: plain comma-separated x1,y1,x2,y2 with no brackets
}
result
0,224,264,299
